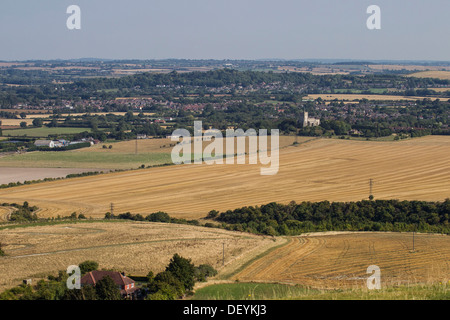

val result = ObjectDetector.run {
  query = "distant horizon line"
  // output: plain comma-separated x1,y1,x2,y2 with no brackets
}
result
1,58,450,65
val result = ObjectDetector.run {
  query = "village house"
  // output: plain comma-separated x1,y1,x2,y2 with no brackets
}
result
80,270,139,299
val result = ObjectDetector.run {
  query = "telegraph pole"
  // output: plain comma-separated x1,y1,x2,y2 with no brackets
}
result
369,179,374,200
110,203,114,216
222,242,225,267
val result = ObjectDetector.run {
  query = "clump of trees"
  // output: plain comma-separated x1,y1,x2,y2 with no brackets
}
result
3,202,39,222
145,254,217,300
105,211,200,226
209,199,450,236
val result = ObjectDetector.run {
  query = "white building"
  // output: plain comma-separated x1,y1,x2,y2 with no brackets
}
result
300,112,320,127
34,140,55,148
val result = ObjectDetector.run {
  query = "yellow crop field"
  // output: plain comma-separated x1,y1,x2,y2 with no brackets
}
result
0,119,35,126
407,71,450,80
0,221,275,292
370,65,450,72
232,232,450,289
429,88,450,93
0,136,448,220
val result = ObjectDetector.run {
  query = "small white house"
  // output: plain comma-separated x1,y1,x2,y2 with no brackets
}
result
34,140,55,148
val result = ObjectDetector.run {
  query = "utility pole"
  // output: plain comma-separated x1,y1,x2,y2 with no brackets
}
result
369,179,374,200
110,203,114,216
222,242,225,267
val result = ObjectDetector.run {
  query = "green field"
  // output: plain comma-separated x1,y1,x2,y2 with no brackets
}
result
192,282,450,300
2,127,92,137
0,151,172,169
192,283,318,300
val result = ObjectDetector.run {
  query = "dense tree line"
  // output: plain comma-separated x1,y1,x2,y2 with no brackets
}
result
105,211,201,227
209,200,450,236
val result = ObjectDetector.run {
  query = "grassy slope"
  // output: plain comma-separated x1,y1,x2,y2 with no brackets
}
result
192,282,450,300
2,127,92,137
0,151,172,169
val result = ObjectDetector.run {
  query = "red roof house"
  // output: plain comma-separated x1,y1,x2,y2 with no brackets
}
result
81,270,139,299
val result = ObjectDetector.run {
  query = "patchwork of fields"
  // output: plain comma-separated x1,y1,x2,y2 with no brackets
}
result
0,136,447,220
0,136,298,169
0,135,448,295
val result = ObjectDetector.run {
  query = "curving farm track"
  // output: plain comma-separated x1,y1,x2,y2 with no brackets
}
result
0,207,16,222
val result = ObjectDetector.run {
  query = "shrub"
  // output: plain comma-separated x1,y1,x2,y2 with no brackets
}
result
78,260,99,275
194,264,217,282
146,211,171,223
95,276,122,300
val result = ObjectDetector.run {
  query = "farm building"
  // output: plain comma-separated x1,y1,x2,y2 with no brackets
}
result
81,270,139,299
34,140,55,148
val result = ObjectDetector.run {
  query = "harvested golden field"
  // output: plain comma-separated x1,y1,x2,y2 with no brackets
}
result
304,94,440,101
0,119,35,126
407,71,450,80
429,88,450,93
232,232,450,289
369,65,450,72
0,109,49,114
0,207,15,222
0,136,448,219
0,221,274,292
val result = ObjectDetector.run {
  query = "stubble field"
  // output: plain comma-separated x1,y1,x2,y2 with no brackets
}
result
406,71,450,80
231,232,450,289
0,221,275,292
0,135,447,220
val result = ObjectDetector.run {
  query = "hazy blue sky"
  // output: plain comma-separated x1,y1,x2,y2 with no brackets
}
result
0,0,449,61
